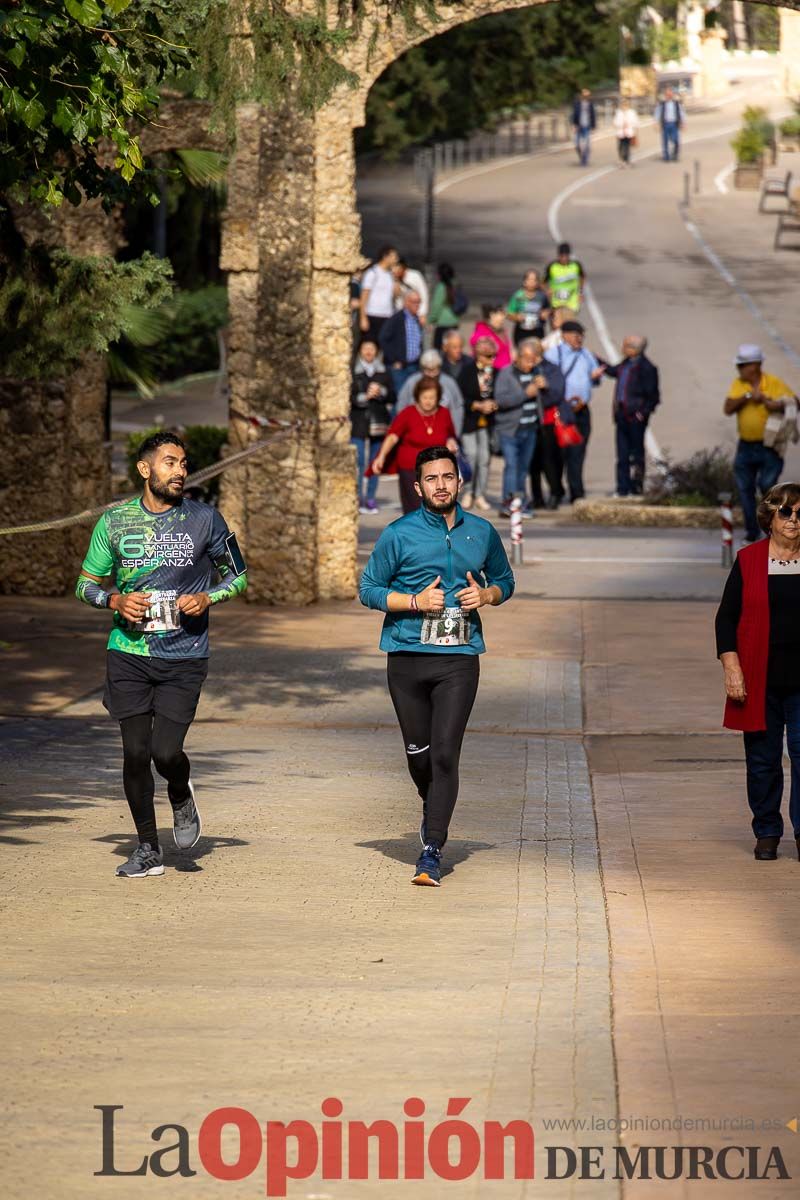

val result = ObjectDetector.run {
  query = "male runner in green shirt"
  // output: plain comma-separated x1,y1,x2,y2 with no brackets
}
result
76,432,247,878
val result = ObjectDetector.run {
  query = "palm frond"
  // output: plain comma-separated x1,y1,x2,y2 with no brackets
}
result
173,149,228,192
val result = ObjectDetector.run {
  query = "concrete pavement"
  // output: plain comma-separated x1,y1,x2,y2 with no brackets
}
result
3,525,800,1198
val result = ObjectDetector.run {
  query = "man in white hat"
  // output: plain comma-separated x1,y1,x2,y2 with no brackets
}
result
724,345,798,542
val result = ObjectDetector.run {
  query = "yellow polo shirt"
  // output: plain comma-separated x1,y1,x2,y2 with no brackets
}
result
729,372,794,442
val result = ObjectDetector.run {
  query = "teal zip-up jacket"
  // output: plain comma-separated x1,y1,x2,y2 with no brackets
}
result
359,503,515,654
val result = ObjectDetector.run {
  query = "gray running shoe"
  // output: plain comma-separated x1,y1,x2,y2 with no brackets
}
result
116,843,164,878
172,781,201,851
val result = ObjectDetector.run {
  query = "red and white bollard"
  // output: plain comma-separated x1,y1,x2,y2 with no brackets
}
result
509,496,524,565
719,491,733,568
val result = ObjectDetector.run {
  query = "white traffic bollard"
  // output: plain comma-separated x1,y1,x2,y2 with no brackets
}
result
719,491,733,568
509,496,524,565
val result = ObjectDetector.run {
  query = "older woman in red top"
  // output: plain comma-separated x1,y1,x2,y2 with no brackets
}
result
372,376,459,513
715,482,800,861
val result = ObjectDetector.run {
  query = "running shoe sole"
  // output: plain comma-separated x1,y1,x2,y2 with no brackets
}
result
412,871,440,887
173,780,201,851
115,863,165,878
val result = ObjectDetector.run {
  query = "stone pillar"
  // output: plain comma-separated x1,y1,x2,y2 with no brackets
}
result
0,201,115,595
220,101,358,605
695,27,729,101
780,7,800,100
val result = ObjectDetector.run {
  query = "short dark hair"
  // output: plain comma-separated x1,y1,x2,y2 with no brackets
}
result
413,376,442,405
481,302,504,320
376,244,397,262
758,482,800,533
558,241,571,255
136,431,187,461
415,446,458,482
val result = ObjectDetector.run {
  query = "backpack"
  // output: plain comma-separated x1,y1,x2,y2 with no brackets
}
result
452,285,469,316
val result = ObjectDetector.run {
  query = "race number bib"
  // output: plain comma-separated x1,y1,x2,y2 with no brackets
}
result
131,590,181,633
555,287,572,301
420,606,470,647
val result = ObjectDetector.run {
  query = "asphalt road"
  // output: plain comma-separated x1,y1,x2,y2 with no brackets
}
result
357,69,800,498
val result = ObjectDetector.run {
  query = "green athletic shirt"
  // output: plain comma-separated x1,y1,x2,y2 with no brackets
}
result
543,260,585,311
79,496,246,659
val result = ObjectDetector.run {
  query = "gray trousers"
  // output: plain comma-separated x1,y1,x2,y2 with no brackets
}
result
461,428,491,499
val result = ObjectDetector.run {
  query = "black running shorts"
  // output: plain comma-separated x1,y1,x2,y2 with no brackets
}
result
103,650,209,723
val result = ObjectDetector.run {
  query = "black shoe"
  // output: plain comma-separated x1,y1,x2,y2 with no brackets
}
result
546,496,561,510
754,836,780,860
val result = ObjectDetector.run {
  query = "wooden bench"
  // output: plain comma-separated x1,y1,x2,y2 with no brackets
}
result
759,170,792,213
774,192,800,250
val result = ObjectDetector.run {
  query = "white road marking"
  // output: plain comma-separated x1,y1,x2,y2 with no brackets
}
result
714,162,735,194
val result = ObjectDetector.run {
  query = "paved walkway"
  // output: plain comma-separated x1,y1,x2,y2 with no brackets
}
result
3,528,800,1196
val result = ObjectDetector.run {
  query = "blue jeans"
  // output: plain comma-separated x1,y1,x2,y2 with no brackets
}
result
389,363,419,400
661,121,680,161
575,126,592,165
733,439,783,541
500,426,537,502
744,687,800,838
351,436,378,503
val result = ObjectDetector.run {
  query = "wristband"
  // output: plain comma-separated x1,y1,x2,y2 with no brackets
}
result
410,593,418,613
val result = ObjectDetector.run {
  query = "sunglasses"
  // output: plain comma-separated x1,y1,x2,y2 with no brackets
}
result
776,505,800,520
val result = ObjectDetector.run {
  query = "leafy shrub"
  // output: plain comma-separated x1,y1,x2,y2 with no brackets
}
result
645,447,736,508
742,105,774,145
731,126,765,165
152,286,228,381
126,423,228,503
780,116,800,139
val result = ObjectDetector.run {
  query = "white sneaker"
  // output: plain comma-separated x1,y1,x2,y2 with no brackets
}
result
461,493,473,509
475,495,491,511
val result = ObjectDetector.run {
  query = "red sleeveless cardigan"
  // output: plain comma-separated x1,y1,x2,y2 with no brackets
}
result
723,537,770,732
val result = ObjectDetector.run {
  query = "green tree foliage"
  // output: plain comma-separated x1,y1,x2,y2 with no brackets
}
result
359,0,619,157
0,0,192,207
0,248,171,376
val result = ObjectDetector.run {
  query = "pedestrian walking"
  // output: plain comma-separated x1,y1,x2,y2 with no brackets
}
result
442,331,497,511
507,271,551,345
359,445,515,886
429,263,467,351
495,337,565,515
370,377,459,514
602,335,660,497
571,88,597,166
724,344,798,544
379,290,424,397
715,483,800,861
543,243,585,314
396,347,465,436
544,320,606,503
614,96,639,167
359,245,399,342
393,257,430,324
75,432,248,878
655,87,684,162
351,339,393,514
469,303,514,369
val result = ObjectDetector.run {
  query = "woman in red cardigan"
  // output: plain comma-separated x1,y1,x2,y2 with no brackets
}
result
716,483,800,860
372,377,459,514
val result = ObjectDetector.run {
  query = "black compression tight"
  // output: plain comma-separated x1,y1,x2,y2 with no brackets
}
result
387,652,480,847
119,714,192,849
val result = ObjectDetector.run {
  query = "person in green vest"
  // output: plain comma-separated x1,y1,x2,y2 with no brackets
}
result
543,242,586,314
507,270,551,345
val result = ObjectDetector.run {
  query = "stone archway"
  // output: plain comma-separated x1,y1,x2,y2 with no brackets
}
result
220,0,800,604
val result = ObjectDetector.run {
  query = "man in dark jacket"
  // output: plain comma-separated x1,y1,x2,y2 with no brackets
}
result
655,87,684,162
602,335,660,497
571,88,597,167
494,338,565,516
379,290,423,397
351,339,393,513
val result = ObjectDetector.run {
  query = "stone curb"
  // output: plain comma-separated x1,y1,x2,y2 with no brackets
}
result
569,499,743,529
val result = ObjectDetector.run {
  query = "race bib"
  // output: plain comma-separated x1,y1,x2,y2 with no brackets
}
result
130,590,181,633
555,287,572,300
420,606,471,647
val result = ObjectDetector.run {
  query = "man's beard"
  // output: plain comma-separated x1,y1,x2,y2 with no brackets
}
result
149,474,184,505
422,492,457,515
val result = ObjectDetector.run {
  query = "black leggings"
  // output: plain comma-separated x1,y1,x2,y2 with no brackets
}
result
387,652,480,846
119,714,192,848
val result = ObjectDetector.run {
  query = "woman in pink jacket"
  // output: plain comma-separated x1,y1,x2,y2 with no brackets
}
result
470,303,513,370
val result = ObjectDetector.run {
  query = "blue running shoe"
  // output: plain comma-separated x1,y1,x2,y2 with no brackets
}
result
115,843,164,878
413,843,442,887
